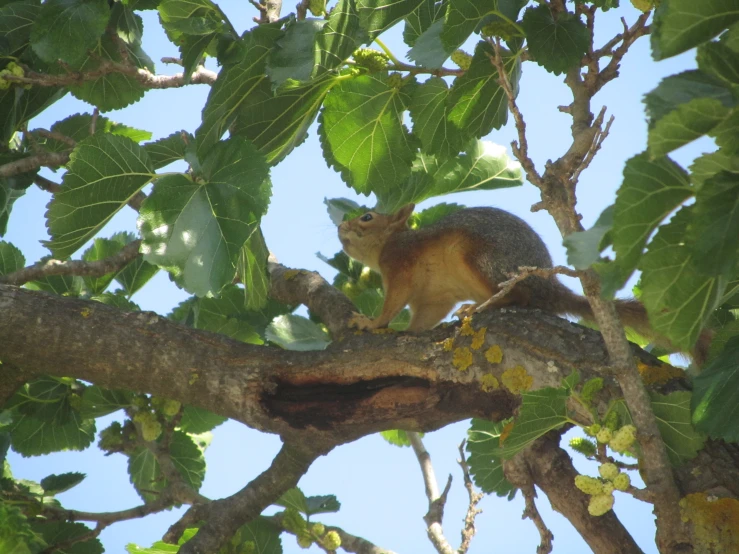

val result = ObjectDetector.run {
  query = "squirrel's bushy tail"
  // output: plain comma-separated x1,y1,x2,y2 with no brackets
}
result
550,282,711,366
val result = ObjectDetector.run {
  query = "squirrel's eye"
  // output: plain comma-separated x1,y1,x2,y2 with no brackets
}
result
360,213,373,222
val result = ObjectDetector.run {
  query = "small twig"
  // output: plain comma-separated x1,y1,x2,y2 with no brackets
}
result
0,240,142,286
161,57,183,65
408,432,455,554
487,38,543,188
503,455,553,554
457,441,483,554
34,129,77,147
90,108,100,135
593,12,650,94
571,109,614,187
295,0,310,19
33,174,61,193
475,265,582,314
0,151,70,178
249,0,266,12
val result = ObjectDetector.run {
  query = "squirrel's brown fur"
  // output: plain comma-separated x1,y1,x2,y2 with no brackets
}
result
338,204,710,364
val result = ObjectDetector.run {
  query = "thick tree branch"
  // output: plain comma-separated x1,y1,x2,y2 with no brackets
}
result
176,440,328,554
524,433,643,554
0,240,143,286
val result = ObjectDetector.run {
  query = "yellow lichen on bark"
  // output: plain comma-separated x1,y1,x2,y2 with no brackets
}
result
471,327,487,350
480,373,499,392
440,337,455,351
637,360,684,386
460,317,475,336
453,347,473,371
680,493,739,552
485,345,503,364
501,365,533,394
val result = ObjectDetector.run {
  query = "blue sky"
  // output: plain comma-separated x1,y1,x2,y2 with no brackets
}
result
5,2,708,552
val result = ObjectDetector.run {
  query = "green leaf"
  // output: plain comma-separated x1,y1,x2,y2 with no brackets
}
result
324,197,362,225
651,0,739,60
495,387,571,458
648,98,732,158
692,335,739,441
114,253,159,298
41,113,152,154
267,18,326,86
407,19,452,69
143,132,191,170
376,140,522,212
380,429,413,447
127,542,180,553
304,494,341,515
688,150,739,187
196,24,284,156
68,30,153,111
25,273,84,296
410,201,465,227
0,83,67,145
80,238,126,294
169,430,206,492
319,74,418,196
80,386,133,418
521,4,588,76
30,0,109,66
640,206,726,350
265,314,331,351
651,391,705,466
357,0,425,40
10,411,95,456
610,153,693,294
0,504,47,553
466,418,516,497
686,171,739,278
231,76,336,165
178,406,227,434
138,138,271,297
447,41,520,140
442,0,525,51
564,205,614,270
0,1,40,58
275,487,308,513
30,521,102,554
129,431,205,502
409,77,464,159
313,0,363,77
0,240,24,275
91,292,141,311
230,517,282,554
403,0,445,47
192,288,263,343
158,0,223,35
40,472,86,495
46,135,154,259
697,41,739,87
644,70,735,124
237,228,269,311
180,32,216,84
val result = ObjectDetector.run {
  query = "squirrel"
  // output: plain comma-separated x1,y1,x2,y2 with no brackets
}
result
338,203,710,364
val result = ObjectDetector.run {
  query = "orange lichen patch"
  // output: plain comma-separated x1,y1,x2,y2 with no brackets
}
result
499,421,515,444
471,327,487,350
80,307,93,318
371,328,395,334
480,373,499,392
637,360,684,386
453,347,473,371
680,493,739,552
439,337,455,351
501,365,533,394
460,317,475,336
284,269,301,280
485,345,503,364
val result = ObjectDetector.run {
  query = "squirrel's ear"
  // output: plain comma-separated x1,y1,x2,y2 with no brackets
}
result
393,204,415,224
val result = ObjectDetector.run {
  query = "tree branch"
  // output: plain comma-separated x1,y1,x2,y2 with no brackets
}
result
175,440,329,554
408,432,455,554
456,441,483,554
0,240,142,286
0,151,70,178
4,63,217,90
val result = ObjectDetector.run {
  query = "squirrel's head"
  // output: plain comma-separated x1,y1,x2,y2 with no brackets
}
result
338,204,414,270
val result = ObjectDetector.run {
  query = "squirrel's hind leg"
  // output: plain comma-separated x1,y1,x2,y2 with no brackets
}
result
407,300,458,332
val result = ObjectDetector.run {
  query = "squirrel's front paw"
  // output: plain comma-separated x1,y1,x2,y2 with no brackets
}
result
349,312,376,331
